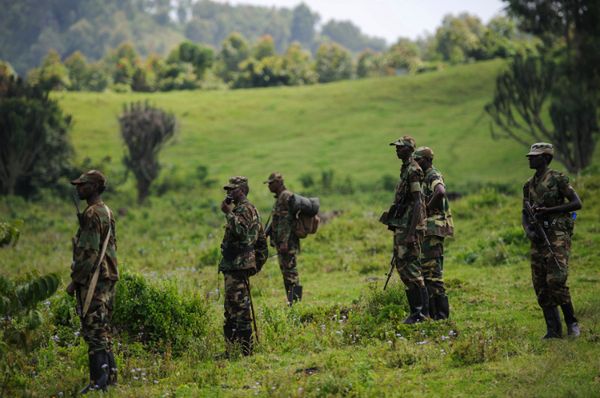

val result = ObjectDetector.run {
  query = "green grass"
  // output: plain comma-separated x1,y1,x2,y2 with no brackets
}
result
1,60,600,396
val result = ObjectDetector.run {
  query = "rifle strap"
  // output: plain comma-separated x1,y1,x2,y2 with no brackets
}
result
82,205,111,318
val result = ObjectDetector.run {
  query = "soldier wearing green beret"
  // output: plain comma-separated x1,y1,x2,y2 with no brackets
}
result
414,147,453,320
68,170,118,393
523,143,582,338
264,172,302,304
219,176,261,355
386,136,429,323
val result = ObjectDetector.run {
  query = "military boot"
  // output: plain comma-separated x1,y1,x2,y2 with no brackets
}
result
287,284,303,305
403,286,426,324
238,329,253,356
220,324,236,359
542,306,563,339
80,350,109,394
560,302,580,337
433,295,450,320
420,286,430,319
107,350,118,386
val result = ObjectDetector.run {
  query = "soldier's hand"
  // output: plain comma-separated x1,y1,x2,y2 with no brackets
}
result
221,200,234,214
525,226,539,242
534,206,549,216
66,282,76,296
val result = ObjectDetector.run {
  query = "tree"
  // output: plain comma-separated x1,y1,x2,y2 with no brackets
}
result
64,51,89,91
315,42,353,83
321,20,386,53
174,41,214,79
0,76,73,196
216,32,250,83
26,50,70,90
119,102,176,203
433,13,486,63
486,0,600,173
291,3,319,48
253,35,276,61
284,42,317,85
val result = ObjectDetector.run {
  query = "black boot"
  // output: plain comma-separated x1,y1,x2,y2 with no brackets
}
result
403,286,426,324
542,306,562,339
107,350,117,386
287,284,303,305
81,350,109,394
560,302,580,337
434,295,450,320
420,286,430,319
238,329,253,356
220,324,236,359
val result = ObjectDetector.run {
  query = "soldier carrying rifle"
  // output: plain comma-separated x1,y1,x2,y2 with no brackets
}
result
523,143,582,339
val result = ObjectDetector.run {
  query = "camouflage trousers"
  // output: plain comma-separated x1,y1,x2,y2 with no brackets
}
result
421,235,446,296
223,272,252,334
278,251,300,293
393,230,425,289
531,231,573,308
76,278,116,355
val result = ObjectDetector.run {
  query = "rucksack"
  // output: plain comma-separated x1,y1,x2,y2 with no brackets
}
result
290,194,320,239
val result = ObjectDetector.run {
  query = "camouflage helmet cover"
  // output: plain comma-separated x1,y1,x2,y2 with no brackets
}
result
223,176,249,190
70,170,107,187
389,135,416,149
413,146,434,160
527,142,554,157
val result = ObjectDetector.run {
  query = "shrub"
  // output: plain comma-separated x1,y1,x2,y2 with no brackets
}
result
0,220,22,247
112,273,209,356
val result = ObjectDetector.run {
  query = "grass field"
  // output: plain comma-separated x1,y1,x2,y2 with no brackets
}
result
1,60,600,397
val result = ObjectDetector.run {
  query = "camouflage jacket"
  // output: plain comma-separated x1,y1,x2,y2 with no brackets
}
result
71,201,118,286
269,189,299,250
423,167,454,237
523,168,574,233
219,198,261,273
392,157,426,233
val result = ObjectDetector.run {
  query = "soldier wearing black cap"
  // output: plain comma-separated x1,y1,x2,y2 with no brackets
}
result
68,170,118,393
523,143,582,339
386,136,429,323
219,176,261,356
264,172,303,304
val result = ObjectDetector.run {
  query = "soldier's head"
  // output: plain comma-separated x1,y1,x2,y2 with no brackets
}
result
71,170,107,200
390,135,416,160
526,143,554,169
224,176,249,202
413,146,434,170
264,172,284,194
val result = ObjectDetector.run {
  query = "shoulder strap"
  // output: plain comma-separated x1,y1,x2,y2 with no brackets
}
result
82,205,111,318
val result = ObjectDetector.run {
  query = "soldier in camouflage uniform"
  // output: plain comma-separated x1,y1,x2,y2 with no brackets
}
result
264,172,302,304
387,136,429,323
219,176,261,356
67,170,118,393
414,147,454,320
523,143,582,339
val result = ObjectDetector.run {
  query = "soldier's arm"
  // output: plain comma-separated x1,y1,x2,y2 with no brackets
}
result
279,193,294,244
71,211,101,285
427,177,446,211
535,175,582,216
406,168,424,242
522,183,538,241
226,207,253,239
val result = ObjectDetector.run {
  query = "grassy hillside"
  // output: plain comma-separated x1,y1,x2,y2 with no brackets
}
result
1,61,599,396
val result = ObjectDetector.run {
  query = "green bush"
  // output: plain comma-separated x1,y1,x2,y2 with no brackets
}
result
112,272,209,355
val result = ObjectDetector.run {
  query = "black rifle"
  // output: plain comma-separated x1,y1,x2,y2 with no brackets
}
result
243,278,259,344
524,201,561,268
71,190,82,224
383,254,395,291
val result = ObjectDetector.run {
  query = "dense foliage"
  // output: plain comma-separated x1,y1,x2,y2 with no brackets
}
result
0,75,73,197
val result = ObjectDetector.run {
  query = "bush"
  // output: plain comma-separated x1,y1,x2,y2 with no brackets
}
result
112,273,209,355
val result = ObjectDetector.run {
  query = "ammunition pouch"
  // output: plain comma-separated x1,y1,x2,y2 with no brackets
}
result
379,203,405,231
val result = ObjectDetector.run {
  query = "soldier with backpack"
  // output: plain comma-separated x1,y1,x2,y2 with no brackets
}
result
219,176,267,356
264,172,304,304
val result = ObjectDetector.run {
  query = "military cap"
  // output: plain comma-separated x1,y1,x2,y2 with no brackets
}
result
526,142,554,156
264,172,283,184
389,135,416,149
223,176,249,190
70,170,107,187
413,146,434,160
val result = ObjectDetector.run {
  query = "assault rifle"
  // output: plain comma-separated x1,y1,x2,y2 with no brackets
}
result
524,201,561,268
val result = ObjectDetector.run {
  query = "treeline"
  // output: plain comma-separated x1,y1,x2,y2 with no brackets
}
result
0,0,384,76
1,13,534,92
